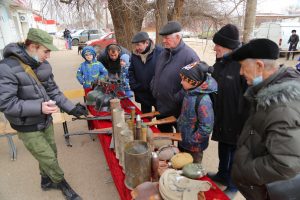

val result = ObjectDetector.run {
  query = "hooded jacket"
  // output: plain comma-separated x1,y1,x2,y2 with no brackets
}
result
129,41,163,107
0,43,75,132
178,76,217,152
120,54,131,91
231,66,300,198
151,40,199,117
76,46,108,88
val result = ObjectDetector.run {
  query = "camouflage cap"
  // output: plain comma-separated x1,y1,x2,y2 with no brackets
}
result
27,28,58,51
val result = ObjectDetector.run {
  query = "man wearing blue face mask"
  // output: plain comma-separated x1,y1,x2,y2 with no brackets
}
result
0,28,86,200
230,38,300,200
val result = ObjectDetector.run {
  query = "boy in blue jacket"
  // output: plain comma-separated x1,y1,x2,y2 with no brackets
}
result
76,46,108,89
178,61,217,163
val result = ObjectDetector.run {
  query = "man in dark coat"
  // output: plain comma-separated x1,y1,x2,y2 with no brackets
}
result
129,32,163,113
208,24,248,198
0,28,87,200
151,21,199,132
286,29,299,60
231,38,300,200
97,43,130,77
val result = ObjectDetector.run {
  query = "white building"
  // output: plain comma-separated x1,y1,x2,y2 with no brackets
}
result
0,0,58,59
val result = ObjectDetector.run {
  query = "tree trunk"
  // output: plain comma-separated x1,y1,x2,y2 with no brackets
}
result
243,0,257,43
170,0,184,23
108,0,146,51
155,0,168,45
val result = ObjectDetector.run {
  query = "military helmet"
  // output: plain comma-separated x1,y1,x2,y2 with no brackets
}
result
86,90,104,106
182,163,206,179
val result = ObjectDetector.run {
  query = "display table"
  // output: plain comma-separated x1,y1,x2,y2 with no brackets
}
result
88,98,229,200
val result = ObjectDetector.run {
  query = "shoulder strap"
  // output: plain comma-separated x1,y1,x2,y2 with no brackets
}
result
195,93,217,118
11,56,41,85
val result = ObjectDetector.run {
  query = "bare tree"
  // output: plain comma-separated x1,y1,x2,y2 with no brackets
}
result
170,0,185,22
155,0,168,45
243,0,257,43
107,0,147,50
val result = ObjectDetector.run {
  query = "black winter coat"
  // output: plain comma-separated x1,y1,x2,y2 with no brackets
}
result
211,58,248,145
97,44,130,75
129,42,163,107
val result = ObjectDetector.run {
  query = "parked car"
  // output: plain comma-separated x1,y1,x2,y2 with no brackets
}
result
86,32,116,54
71,29,105,46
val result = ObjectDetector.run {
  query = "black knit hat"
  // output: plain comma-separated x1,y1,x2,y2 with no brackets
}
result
180,61,213,86
132,32,150,43
213,24,240,50
159,21,182,36
230,38,279,61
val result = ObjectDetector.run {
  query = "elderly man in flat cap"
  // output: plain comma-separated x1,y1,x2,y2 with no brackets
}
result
0,28,87,200
151,21,199,132
230,38,300,200
129,32,163,114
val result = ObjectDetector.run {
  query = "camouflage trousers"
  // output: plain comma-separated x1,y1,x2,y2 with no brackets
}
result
18,124,64,183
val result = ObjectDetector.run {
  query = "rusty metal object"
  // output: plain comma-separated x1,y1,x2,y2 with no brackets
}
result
141,124,147,142
126,119,135,137
151,152,159,182
129,106,136,121
124,141,151,189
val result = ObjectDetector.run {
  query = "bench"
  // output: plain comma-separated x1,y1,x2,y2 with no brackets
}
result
0,113,17,160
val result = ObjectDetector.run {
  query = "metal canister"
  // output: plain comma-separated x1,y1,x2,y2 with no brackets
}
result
129,106,136,121
119,129,133,169
124,140,151,189
110,98,121,150
115,121,127,159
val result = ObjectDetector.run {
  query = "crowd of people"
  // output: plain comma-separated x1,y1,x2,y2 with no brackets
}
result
0,19,300,200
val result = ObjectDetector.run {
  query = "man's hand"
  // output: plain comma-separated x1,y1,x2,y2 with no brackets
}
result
42,101,59,114
69,103,88,118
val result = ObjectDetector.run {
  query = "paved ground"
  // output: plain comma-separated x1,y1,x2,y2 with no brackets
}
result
0,38,298,200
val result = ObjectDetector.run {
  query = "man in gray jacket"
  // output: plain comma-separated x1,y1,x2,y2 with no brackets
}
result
0,28,87,200
151,21,199,132
230,38,300,199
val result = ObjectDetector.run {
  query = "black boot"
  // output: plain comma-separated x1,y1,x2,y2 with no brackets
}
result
58,179,82,200
41,176,59,191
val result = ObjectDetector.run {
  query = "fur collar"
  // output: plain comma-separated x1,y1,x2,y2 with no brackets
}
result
256,80,300,108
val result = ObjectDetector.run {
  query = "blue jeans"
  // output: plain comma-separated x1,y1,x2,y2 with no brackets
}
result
217,142,237,191
67,38,72,49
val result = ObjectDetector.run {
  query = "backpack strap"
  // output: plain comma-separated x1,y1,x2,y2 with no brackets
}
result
10,56,41,85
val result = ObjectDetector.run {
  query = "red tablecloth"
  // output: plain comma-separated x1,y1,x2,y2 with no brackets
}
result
88,97,229,200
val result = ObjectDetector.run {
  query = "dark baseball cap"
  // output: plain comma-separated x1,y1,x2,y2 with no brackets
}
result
27,28,58,51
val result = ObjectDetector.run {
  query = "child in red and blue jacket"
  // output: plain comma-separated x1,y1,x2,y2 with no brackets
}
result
178,61,217,163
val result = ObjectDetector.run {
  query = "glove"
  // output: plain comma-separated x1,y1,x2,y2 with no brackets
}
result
69,103,88,118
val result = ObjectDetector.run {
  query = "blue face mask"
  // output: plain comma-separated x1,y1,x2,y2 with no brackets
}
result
32,55,40,63
252,76,263,86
